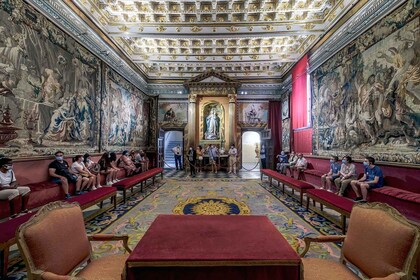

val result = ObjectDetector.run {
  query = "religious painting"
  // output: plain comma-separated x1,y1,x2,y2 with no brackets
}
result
238,102,268,123
312,0,419,164
281,96,289,120
102,69,148,151
0,1,100,157
158,102,188,122
202,102,224,140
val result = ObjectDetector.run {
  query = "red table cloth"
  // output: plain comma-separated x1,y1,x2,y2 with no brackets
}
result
125,215,301,280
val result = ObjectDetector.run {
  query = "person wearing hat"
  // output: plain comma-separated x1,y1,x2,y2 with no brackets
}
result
0,158,31,218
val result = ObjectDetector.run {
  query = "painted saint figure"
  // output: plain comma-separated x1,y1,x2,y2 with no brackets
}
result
205,108,220,140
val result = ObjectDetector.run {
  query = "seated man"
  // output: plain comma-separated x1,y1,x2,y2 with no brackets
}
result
321,156,341,191
350,156,384,203
48,151,82,199
293,153,307,179
0,158,31,218
335,156,357,196
276,151,288,173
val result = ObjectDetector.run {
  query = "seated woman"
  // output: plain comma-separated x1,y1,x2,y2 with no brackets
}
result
0,158,31,218
321,156,341,191
335,156,357,196
118,150,140,176
276,151,288,174
83,153,102,188
98,152,118,185
71,155,94,194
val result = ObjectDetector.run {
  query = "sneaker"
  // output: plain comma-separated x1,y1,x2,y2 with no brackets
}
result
97,185,102,188
91,186,97,191
358,199,368,203
65,193,72,199
75,191,81,196
353,197,363,202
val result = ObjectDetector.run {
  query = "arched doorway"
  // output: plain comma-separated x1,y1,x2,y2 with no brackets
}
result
164,131,183,168
241,131,261,171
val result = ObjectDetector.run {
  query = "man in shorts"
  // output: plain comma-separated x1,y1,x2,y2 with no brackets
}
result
350,156,384,203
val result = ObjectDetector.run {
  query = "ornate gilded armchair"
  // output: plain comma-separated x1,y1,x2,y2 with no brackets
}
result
300,202,419,280
16,201,132,280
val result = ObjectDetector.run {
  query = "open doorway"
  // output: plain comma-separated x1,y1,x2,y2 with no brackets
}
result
241,131,261,171
163,131,183,168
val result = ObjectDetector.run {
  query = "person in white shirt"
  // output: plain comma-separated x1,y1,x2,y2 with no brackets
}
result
335,156,357,196
293,153,307,178
228,144,238,174
0,158,31,218
171,144,183,170
71,155,94,194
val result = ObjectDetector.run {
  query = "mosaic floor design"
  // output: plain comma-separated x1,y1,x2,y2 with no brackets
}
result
163,168,261,179
88,178,342,261
6,177,344,279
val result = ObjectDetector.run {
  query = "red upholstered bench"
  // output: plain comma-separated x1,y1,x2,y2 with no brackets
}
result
113,168,164,203
68,187,117,210
306,189,355,233
0,212,36,278
261,169,314,205
370,186,420,224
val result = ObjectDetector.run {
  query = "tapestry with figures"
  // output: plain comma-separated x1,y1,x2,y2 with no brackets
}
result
102,68,148,151
0,1,100,157
311,0,419,164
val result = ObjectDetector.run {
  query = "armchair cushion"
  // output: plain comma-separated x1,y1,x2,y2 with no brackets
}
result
302,258,359,280
342,205,416,278
76,254,129,280
20,204,91,275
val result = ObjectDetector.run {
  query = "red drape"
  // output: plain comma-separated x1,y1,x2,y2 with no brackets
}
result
290,55,312,153
268,101,281,169
291,55,308,129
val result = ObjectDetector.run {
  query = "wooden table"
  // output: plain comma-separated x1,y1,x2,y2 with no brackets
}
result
125,215,301,280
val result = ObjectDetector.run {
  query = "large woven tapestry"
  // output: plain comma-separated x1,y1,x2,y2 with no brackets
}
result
102,69,148,151
0,1,100,157
312,0,419,164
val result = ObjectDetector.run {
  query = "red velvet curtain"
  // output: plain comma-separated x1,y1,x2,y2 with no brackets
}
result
268,101,281,169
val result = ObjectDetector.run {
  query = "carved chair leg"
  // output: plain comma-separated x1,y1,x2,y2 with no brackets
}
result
0,247,10,280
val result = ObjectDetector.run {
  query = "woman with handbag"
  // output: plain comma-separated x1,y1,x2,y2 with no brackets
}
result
83,153,102,188
71,155,95,194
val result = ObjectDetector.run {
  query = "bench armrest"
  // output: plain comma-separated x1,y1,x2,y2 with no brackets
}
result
88,234,132,253
299,235,346,257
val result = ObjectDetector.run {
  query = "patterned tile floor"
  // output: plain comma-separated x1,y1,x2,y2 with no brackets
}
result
163,168,261,179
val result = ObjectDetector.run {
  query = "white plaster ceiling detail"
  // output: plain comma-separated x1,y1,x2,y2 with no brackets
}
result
72,0,358,80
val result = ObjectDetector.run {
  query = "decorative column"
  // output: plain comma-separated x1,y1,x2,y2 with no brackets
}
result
188,93,197,148
228,91,236,146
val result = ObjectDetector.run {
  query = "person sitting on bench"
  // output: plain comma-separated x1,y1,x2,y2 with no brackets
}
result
321,156,341,191
0,158,31,218
350,156,384,203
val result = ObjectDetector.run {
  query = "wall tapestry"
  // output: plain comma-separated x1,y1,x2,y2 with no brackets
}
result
281,96,289,120
282,119,290,152
312,0,419,164
0,0,99,157
238,102,269,124
102,69,148,151
158,102,188,122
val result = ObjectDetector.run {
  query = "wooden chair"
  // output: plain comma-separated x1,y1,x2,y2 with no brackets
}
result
16,201,131,280
300,202,420,280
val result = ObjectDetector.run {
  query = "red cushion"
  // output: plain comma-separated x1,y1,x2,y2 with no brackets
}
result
304,169,324,177
0,212,36,244
68,187,117,207
372,187,420,203
307,189,354,213
26,181,60,192
113,168,163,189
262,169,314,190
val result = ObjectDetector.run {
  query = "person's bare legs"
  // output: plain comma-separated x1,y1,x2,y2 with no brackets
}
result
359,183,369,200
60,177,70,194
81,177,89,190
350,180,361,198
326,176,333,191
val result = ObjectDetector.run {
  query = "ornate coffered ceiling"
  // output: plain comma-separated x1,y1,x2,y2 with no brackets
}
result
71,0,358,82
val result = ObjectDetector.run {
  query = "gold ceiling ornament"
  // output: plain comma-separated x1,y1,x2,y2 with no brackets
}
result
157,55,161,60
213,27,217,32
196,56,206,61
156,26,166,32
248,26,254,31
143,55,149,60
286,25,292,30
191,26,202,32
119,25,128,32
170,55,177,60
267,71,274,76
303,23,315,30
138,26,144,32
262,25,274,31
223,56,233,60
226,26,240,32
269,55,273,59
90,7,94,13
249,55,259,60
